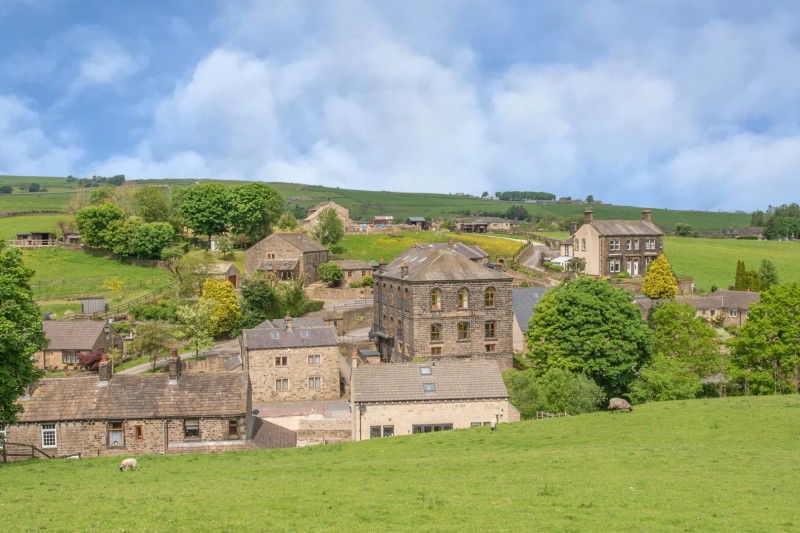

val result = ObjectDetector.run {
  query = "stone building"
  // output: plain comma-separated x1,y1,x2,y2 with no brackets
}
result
208,262,240,288
411,241,489,264
371,245,514,369
3,354,252,460
331,259,373,285
350,359,518,440
565,208,665,277
635,290,760,328
34,320,124,370
240,317,340,403
244,232,330,283
301,201,352,232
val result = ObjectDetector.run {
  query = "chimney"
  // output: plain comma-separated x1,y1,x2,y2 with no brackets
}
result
351,350,358,370
285,313,293,331
584,208,594,224
448,239,454,249
378,259,386,274
570,222,577,235
400,262,409,278
642,208,652,223
168,349,181,384
98,354,111,385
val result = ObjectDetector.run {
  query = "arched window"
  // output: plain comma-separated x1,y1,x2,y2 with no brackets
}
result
484,287,495,307
431,289,442,310
458,288,469,309
389,285,394,305
390,317,395,335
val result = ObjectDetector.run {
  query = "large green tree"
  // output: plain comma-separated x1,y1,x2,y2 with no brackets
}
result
179,183,231,243
731,283,800,394
0,243,46,426
228,183,283,244
130,321,175,370
75,203,126,248
503,368,605,418
318,262,344,287
525,277,652,396
134,185,173,223
759,259,779,290
240,274,281,328
313,207,345,247
641,254,677,299
201,279,241,338
175,300,217,357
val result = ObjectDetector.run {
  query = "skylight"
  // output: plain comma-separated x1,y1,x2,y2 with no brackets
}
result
420,366,432,375
300,331,309,338
423,383,436,393
270,331,280,339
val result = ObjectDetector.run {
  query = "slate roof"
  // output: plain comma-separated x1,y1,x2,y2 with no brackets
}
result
258,258,299,271
589,220,664,236
269,317,328,329
634,291,760,313
331,259,372,270
352,361,508,403
412,242,489,261
512,287,550,333
209,263,239,275
42,321,107,351
17,373,249,422
380,247,511,282
273,233,329,253
242,325,338,349
407,217,427,223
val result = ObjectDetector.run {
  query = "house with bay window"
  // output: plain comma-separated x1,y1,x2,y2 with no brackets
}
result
567,208,665,277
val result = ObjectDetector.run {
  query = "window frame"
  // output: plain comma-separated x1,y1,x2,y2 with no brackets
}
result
412,424,453,434
307,354,321,365
430,288,442,311
308,376,322,389
457,287,469,309
609,258,621,273
183,419,200,440
729,309,738,318
228,419,239,439
0,426,6,450
609,239,620,252
485,344,497,353
484,287,495,307
430,323,442,342
41,423,57,448
457,321,469,341
134,425,144,442
430,346,442,356
107,420,125,448
275,378,289,391
274,356,288,367
62,350,80,365
484,321,496,339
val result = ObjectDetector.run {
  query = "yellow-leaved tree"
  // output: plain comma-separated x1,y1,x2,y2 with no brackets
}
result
641,254,678,299
201,278,242,338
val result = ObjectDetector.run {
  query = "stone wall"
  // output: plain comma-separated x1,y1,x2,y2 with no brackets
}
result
353,399,513,441
306,287,373,300
247,345,341,403
296,418,352,444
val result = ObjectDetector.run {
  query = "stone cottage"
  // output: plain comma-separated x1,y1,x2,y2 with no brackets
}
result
244,232,330,284
301,200,352,232
34,320,124,370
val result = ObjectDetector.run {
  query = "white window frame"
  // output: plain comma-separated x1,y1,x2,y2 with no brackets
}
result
307,354,321,365
729,309,738,318
609,239,620,252
609,258,621,273
581,239,586,251
308,376,322,389
626,239,632,251
107,421,125,448
634,239,640,251
645,238,656,250
41,423,57,448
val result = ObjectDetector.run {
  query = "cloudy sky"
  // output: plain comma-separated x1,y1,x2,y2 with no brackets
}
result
2,0,799,211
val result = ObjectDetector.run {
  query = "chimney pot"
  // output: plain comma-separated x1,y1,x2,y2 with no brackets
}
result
584,208,594,224
641,208,652,223
351,350,358,369
285,313,293,331
400,262,409,278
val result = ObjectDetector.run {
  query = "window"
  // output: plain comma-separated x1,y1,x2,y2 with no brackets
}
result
41,423,56,448
370,426,394,438
62,351,79,365
184,419,200,439
645,238,656,250
457,288,469,309
430,346,442,356
275,378,289,391
431,289,442,310
458,322,469,340
134,425,144,442
484,287,495,307
389,288,394,306
609,258,621,273
430,323,442,342
710,309,717,317
347,270,353,278
581,239,586,251
228,419,239,439
485,321,496,339
485,344,496,353
275,356,287,367
267,253,275,259
107,421,125,447
308,377,322,389
626,239,632,251
423,383,436,393
0,426,6,449
609,239,620,252
412,424,453,433
307,355,321,365
634,239,640,251
729,309,738,318
420,366,432,375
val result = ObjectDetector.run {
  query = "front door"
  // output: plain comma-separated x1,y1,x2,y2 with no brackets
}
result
632,259,639,276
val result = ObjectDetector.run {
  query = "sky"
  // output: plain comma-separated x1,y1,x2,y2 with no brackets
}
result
2,0,800,211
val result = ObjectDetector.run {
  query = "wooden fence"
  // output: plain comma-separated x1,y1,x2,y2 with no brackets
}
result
2,442,53,463
533,411,571,419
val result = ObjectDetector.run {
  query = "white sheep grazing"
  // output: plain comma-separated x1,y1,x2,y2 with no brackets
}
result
119,458,138,471
608,397,633,413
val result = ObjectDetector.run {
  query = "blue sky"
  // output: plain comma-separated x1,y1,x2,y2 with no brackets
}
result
2,0,800,211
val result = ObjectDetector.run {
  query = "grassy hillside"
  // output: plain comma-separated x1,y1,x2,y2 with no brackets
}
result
334,231,524,262
665,237,800,291
1,395,798,531
0,213,72,241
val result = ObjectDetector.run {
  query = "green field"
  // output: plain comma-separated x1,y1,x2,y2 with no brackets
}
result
1,395,798,531
0,213,72,241
665,237,800,291
334,231,524,262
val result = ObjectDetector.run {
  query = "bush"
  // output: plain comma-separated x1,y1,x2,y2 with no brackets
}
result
129,298,179,323
111,321,132,335
318,263,344,287
0,185,12,194
543,262,563,272
349,275,374,288
614,271,632,279
503,368,606,418
78,350,105,371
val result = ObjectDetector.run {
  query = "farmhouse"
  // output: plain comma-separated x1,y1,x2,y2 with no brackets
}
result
244,232,330,284
34,320,124,370
458,217,515,233
566,208,665,277
373,215,394,225
331,259,373,284
635,290,761,327
301,201,352,232
3,355,252,460
371,245,514,369
240,317,340,403
350,359,518,440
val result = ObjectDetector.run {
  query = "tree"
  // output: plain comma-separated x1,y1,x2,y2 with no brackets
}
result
503,368,605,418
525,277,652,396
318,263,344,287
759,259,779,290
277,279,310,317
216,235,234,258
201,279,241,338
673,223,695,237
131,321,175,370
134,185,173,223
240,274,281,328
75,203,126,248
481,191,489,199
629,355,703,403
586,194,594,203
277,211,298,230
161,246,211,298
731,283,800,394
0,243,46,426
175,300,217,357
28,182,41,193
125,221,175,259
313,207,345,247
0,185,11,194
179,183,231,243
103,277,124,299
650,302,721,377
734,260,760,291
228,183,284,245
750,210,765,227
77,350,105,372
641,254,678,299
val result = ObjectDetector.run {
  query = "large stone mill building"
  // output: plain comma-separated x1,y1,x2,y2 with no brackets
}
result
370,244,514,369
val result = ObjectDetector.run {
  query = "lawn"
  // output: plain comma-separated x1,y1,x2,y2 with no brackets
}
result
665,237,800,292
333,231,524,262
0,213,73,241
1,395,798,531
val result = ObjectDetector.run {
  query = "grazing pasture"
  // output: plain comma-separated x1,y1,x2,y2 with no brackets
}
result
1,396,798,531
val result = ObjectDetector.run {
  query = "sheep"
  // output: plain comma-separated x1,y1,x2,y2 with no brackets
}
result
119,458,138,471
608,397,633,413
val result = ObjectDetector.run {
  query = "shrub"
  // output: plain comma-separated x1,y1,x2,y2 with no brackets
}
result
503,368,606,418
78,350,105,372
129,298,179,323
543,262,563,272
111,321,132,335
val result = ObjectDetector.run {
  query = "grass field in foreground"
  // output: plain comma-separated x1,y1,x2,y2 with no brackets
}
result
1,395,798,531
